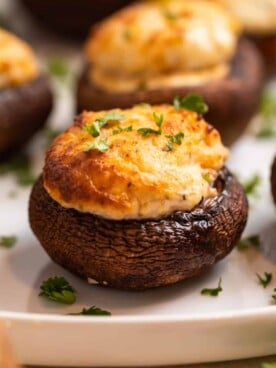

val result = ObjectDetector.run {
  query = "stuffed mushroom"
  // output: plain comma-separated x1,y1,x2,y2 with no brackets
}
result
29,101,248,291
0,29,53,154
19,0,134,39
271,156,276,204
77,0,264,145
215,0,276,76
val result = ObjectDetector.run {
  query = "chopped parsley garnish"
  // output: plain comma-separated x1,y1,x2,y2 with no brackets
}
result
256,272,272,288
201,277,222,297
203,172,211,183
84,138,110,153
0,153,36,186
242,174,261,197
237,235,260,251
163,10,178,21
0,236,17,248
173,94,209,115
138,112,163,137
69,306,111,316
84,112,126,138
272,289,276,302
256,90,276,139
39,276,76,305
261,364,276,368
46,58,70,80
113,126,133,134
165,132,184,151
123,28,133,41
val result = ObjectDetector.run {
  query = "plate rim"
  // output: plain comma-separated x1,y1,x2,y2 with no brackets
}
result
1,305,276,324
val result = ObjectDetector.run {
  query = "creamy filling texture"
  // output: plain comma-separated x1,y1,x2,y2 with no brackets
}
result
90,63,229,93
0,29,38,89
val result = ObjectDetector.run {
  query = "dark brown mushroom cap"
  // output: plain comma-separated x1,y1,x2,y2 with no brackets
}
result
29,167,248,291
77,39,264,146
0,76,53,154
248,34,276,76
20,0,134,39
271,156,276,204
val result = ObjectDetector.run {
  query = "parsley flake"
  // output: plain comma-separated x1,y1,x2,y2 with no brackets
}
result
165,132,184,151
261,364,276,368
69,306,111,316
256,272,272,288
84,138,110,153
138,112,164,137
0,153,36,186
256,90,276,139
46,58,70,81
113,126,133,135
272,289,276,302
237,235,260,251
163,10,178,21
84,112,126,138
242,174,261,197
0,236,17,248
39,276,76,305
203,172,211,183
174,94,209,115
201,278,223,297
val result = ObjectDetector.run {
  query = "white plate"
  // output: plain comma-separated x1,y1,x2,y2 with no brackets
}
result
0,136,276,367
0,2,276,365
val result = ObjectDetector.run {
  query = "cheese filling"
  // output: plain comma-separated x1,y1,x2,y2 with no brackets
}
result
85,1,240,93
216,0,276,35
0,29,38,89
44,104,229,221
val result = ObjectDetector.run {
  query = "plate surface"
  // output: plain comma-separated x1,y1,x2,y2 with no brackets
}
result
0,1,276,366
1,130,276,367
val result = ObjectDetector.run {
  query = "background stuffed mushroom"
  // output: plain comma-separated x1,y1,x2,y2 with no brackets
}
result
0,29,53,155
77,0,264,146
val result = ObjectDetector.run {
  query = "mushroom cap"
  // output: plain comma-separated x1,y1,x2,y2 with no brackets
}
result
29,168,248,291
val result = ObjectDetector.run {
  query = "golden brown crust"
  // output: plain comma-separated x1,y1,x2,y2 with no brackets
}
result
44,105,229,220
0,29,38,88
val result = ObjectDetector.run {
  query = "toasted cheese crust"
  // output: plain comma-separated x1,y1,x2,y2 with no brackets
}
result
85,0,240,92
216,0,276,34
44,104,229,220
0,29,38,89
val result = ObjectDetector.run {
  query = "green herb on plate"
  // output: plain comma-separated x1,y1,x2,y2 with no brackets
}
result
201,277,222,297
173,94,209,115
0,153,36,186
256,90,276,139
242,174,261,197
262,363,276,368
0,236,17,248
203,172,211,183
84,138,110,153
256,272,272,288
46,58,70,80
84,112,126,138
39,276,76,305
272,289,276,302
69,306,111,316
237,235,260,251
163,9,178,21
